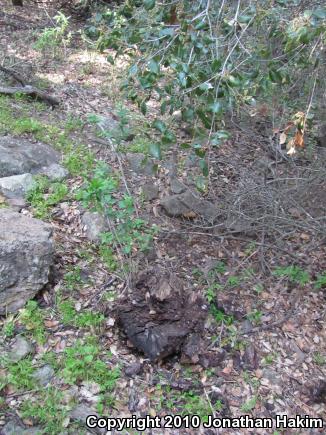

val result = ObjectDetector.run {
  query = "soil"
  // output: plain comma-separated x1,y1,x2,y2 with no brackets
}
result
0,2,325,435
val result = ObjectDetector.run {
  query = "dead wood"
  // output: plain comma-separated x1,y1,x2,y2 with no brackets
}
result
0,85,59,106
0,65,26,86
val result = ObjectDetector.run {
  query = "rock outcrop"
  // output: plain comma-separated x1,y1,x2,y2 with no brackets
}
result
0,208,54,314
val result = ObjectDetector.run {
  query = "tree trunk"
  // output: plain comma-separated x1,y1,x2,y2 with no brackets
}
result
12,0,23,6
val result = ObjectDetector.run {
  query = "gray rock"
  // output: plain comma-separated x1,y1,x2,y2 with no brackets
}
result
33,364,55,386
124,361,143,377
81,211,107,242
39,163,69,181
142,183,159,201
126,153,155,176
0,208,53,314
240,319,253,334
0,173,35,199
2,420,41,435
7,335,33,362
96,114,119,132
160,189,219,222
6,197,27,212
170,177,186,194
70,404,105,434
0,136,60,178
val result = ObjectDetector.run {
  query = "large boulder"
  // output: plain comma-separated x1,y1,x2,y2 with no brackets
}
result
0,136,60,178
0,208,54,314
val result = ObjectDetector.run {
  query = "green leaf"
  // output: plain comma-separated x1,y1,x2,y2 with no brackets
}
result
192,143,206,158
211,58,222,72
159,28,175,37
227,75,241,87
149,143,162,159
199,159,209,176
182,108,195,122
140,100,147,115
128,64,138,77
195,20,208,30
268,69,282,83
208,102,223,114
149,59,160,74
162,130,176,144
199,82,213,91
144,0,155,11
152,119,166,133
160,100,168,115
106,55,115,65
178,71,187,87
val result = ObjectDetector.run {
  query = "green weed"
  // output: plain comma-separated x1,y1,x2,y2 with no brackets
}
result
273,265,310,285
19,301,46,344
313,352,325,366
77,162,157,255
240,396,257,412
34,12,71,53
21,387,69,435
6,358,35,391
27,176,68,219
63,266,83,290
62,340,120,391
314,272,326,289
246,309,263,325
1,318,15,338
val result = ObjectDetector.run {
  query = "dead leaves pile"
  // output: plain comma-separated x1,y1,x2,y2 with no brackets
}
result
276,111,306,155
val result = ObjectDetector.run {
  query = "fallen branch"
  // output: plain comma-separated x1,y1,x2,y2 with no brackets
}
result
0,85,59,106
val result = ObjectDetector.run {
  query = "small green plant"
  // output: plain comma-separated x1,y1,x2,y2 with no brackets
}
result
77,162,157,256
34,12,71,53
263,353,277,365
98,244,118,271
163,389,221,422
63,266,83,290
64,116,84,134
313,352,325,366
62,340,120,391
6,358,35,391
12,117,44,135
205,283,222,304
253,283,264,294
27,176,68,219
226,275,240,287
58,300,104,328
273,265,310,285
246,309,263,325
21,387,68,435
210,306,234,326
314,272,326,289
63,144,94,176
1,318,15,338
241,396,257,412
19,301,46,344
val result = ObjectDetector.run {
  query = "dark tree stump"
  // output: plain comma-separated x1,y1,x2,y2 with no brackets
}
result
115,267,207,362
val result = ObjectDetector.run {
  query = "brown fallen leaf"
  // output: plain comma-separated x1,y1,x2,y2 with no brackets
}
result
44,319,59,328
294,130,304,148
279,132,287,145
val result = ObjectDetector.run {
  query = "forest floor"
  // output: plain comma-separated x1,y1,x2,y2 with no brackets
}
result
0,2,325,435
